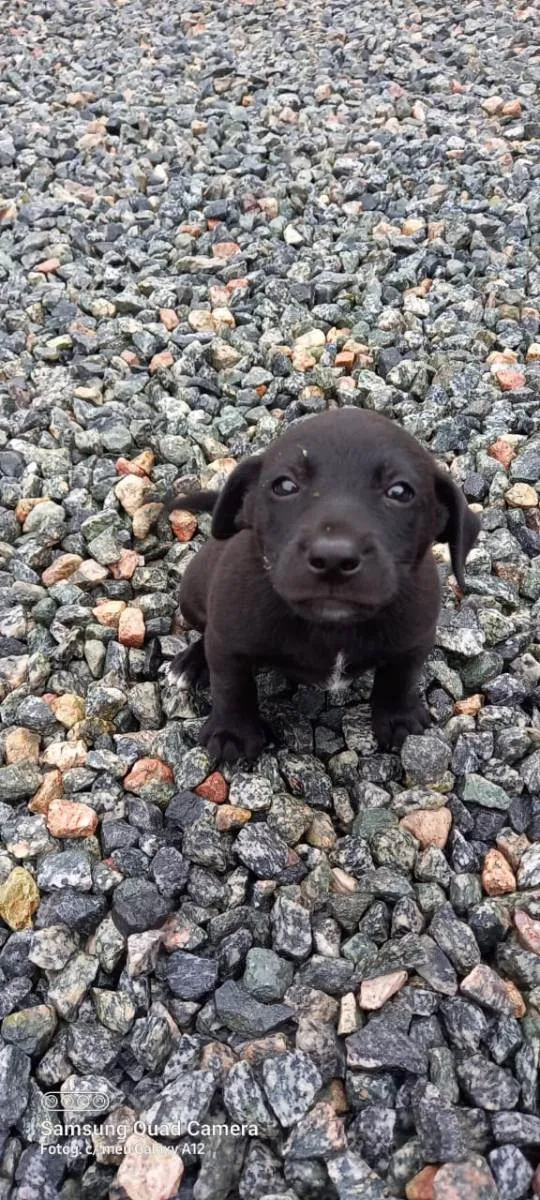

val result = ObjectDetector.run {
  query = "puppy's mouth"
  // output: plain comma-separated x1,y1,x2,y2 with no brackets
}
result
285,596,381,624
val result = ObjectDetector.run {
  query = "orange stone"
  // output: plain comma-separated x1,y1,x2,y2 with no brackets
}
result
92,600,127,628
488,347,518,366
124,758,174,793
215,805,251,831
402,219,425,237
494,366,526,391
29,768,63,814
488,438,516,468
406,1166,441,1200
502,99,522,118
110,550,143,580
149,350,174,373
212,242,241,259
195,772,229,804
227,277,249,292
48,693,86,728
169,509,198,541
5,727,40,764
35,257,61,274
482,848,516,896
42,553,83,586
514,909,540,955
504,979,526,1018
160,308,179,331
454,694,483,716
118,607,145,648
16,497,48,524
238,1034,289,1065
335,350,356,369
400,808,452,849
46,798,98,838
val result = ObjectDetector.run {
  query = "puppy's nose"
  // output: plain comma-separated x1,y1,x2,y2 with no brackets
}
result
307,533,373,577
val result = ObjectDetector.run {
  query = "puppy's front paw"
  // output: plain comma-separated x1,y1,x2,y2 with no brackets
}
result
372,699,431,751
167,640,209,690
199,713,268,763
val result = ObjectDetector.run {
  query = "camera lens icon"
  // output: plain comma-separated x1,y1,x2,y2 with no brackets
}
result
43,1091,109,1113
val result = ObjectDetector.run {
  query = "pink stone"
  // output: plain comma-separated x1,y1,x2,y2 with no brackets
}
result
400,808,452,849
118,607,145,648
149,350,174,373
110,550,143,580
123,758,174,793
46,798,98,838
195,772,229,803
116,1133,183,1200
359,970,408,1010
42,554,83,586
514,909,540,955
169,509,198,542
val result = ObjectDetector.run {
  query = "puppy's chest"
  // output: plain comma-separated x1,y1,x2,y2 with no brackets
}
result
324,651,350,694
270,630,380,688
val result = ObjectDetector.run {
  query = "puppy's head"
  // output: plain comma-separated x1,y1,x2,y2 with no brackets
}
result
210,409,480,625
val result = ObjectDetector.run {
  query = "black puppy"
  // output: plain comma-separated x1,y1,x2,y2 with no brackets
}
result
165,409,480,762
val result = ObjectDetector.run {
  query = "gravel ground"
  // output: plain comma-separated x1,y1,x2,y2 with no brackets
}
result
1,0,540,1197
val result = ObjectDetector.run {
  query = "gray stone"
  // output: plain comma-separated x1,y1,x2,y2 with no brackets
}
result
346,1019,427,1075
0,1044,30,1124
164,951,219,1000
489,1145,534,1200
214,980,293,1036
262,1051,322,1127
243,947,294,1001
0,763,42,802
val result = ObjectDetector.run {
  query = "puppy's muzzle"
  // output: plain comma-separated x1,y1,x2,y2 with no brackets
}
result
306,531,376,580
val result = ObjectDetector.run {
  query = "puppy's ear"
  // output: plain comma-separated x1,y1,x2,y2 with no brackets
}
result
212,456,263,539
434,468,480,590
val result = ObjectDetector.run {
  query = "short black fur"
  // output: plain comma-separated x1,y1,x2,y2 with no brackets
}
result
165,409,480,762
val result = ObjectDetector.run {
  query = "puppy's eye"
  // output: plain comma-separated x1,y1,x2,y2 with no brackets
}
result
385,482,415,502
271,477,299,497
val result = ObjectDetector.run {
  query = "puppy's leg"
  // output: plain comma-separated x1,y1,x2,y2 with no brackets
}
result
371,646,431,751
200,647,267,763
168,638,209,690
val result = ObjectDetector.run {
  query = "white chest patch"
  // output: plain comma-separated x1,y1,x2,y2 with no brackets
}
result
325,651,349,693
